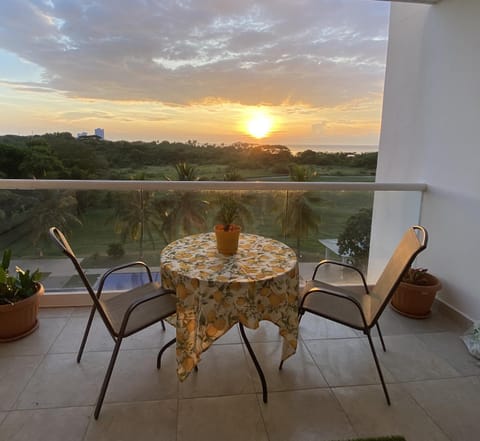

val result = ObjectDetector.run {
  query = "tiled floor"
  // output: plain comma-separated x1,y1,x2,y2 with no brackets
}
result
1,303,479,441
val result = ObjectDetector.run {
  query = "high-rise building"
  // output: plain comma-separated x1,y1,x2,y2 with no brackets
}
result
94,128,105,139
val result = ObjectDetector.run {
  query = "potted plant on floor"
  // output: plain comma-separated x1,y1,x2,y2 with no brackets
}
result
391,267,442,318
0,249,44,341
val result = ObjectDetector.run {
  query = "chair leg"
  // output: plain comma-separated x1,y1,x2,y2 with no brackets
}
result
161,320,166,331
94,336,123,419
376,323,387,352
77,306,96,363
157,337,176,369
366,330,391,406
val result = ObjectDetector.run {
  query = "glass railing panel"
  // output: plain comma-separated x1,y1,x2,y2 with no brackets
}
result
0,183,425,298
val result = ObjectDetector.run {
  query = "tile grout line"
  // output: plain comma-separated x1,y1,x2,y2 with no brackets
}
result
9,315,72,412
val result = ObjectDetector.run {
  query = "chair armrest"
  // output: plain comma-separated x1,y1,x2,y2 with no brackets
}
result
312,260,369,293
96,261,154,296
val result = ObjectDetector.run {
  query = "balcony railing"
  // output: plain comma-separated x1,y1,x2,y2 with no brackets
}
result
0,179,426,306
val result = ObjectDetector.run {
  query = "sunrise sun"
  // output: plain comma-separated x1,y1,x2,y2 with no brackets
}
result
246,111,273,139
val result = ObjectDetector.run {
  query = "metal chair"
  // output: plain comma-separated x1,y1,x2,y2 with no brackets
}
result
49,227,177,419
281,225,428,405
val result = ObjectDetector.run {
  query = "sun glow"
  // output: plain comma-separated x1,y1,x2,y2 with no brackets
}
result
246,111,273,139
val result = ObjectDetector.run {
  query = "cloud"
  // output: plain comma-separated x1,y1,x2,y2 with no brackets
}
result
0,0,389,108
0,80,56,94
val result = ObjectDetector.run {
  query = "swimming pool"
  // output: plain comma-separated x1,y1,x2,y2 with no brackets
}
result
94,271,161,291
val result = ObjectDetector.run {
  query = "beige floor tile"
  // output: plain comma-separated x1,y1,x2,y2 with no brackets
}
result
85,400,177,441
106,348,178,402
70,306,92,317
243,320,282,342
405,376,480,441
373,307,415,336
50,316,176,354
0,412,6,425
0,318,67,357
15,352,110,409
179,344,255,398
392,304,465,334
48,317,112,354
298,314,360,340
178,394,268,441
0,406,92,441
377,334,460,381
212,324,242,344
416,331,480,376
0,355,43,411
120,321,176,350
38,307,74,318
246,341,328,392
305,337,394,387
260,389,355,441
333,384,450,441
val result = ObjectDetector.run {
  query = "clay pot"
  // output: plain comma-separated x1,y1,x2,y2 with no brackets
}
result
391,274,441,318
0,283,44,342
214,224,241,255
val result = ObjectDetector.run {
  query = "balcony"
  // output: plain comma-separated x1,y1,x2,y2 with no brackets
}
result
0,299,475,441
1,179,479,440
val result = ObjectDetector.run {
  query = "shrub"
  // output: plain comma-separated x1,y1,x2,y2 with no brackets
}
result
107,243,125,258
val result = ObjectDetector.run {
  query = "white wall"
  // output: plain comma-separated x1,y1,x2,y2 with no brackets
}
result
372,0,480,320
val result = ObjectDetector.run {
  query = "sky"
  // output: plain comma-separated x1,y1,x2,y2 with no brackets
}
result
0,0,390,146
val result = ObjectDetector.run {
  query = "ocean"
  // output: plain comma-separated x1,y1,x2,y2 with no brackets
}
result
287,144,378,155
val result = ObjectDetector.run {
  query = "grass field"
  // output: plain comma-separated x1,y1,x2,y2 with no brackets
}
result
0,165,374,269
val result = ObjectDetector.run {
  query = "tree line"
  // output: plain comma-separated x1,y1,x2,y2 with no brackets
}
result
0,132,377,180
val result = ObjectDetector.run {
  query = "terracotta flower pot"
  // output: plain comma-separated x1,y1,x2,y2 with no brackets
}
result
0,283,44,342
214,224,241,255
391,274,441,318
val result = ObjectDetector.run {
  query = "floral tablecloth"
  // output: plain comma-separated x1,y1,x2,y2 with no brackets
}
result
160,232,299,381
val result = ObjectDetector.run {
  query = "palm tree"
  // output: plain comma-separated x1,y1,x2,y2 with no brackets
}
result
27,190,81,256
173,162,199,181
158,162,208,241
279,165,321,256
111,189,161,258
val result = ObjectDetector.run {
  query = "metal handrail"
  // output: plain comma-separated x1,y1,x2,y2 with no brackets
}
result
0,179,427,192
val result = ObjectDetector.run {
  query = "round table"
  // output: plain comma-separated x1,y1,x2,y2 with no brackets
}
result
160,232,299,392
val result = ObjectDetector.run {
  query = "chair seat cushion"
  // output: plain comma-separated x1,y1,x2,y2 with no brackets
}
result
101,282,177,336
301,280,378,329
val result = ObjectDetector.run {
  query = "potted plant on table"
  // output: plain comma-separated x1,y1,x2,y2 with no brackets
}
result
390,267,442,318
213,194,253,255
0,249,44,341
213,195,242,255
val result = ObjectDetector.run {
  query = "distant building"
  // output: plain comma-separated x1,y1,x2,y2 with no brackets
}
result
94,128,105,139
77,134,102,141
77,128,105,141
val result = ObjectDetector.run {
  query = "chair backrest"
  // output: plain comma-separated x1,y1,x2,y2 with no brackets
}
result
49,227,111,326
369,225,428,324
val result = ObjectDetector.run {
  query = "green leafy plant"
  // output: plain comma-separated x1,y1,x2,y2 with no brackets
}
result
337,208,372,271
215,196,241,231
213,194,252,232
0,249,42,305
402,267,435,286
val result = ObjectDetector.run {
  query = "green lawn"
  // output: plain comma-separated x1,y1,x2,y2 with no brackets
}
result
0,164,374,266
